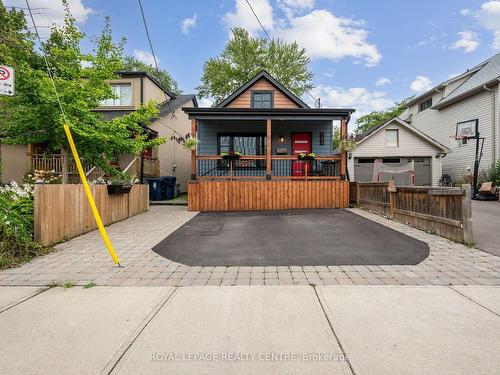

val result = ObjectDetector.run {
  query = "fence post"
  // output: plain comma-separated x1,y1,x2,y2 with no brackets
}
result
388,180,396,218
461,184,473,244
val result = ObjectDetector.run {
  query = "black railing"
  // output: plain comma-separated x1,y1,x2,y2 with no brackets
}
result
196,156,341,179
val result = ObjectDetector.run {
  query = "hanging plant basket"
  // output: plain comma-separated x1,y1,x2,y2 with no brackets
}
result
107,184,132,195
297,152,316,161
221,152,242,160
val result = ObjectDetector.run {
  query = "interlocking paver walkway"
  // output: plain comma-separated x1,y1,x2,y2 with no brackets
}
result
1,206,499,287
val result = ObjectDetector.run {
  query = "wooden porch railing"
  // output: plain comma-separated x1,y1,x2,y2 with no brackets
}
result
195,155,342,180
30,154,93,174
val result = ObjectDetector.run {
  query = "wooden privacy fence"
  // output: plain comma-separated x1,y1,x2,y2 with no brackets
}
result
34,184,149,246
354,181,473,243
188,180,349,211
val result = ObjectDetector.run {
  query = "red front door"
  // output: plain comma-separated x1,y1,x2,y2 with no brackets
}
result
291,133,312,176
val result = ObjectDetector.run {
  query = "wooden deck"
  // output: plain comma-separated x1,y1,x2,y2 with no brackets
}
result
188,180,349,211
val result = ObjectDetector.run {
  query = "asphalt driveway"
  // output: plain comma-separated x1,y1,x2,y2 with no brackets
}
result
153,210,429,266
472,201,500,257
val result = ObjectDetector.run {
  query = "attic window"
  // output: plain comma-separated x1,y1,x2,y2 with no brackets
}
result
385,129,399,147
419,98,432,111
252,91,273,108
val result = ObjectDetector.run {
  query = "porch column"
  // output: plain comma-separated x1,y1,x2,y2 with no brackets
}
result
340,118,347,179
266,119,272,180
191,119,197,180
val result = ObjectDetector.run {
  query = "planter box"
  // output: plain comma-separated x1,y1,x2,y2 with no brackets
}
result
222,154,241,160
298,155,315,161
107,184,132,195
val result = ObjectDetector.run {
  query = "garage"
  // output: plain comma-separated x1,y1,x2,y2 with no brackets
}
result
354,157,432,186
347,118,449,186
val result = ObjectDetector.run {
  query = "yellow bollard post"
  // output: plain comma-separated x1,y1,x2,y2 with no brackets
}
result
63,123,121,265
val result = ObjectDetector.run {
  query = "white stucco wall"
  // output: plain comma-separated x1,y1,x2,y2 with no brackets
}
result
152,99,196,193
347,121,444,186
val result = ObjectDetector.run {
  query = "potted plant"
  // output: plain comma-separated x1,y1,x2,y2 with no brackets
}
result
221,151,242,160
107,175,133,195
297,152,316,161
182,136,199,151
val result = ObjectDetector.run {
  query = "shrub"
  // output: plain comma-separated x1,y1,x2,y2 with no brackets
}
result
489,160,500,185
0,182,51,269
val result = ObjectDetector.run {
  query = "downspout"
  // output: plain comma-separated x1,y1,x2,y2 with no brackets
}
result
483,84,496,167
140,75,145,184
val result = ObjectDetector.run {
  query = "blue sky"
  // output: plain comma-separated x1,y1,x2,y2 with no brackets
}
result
7,0,500,120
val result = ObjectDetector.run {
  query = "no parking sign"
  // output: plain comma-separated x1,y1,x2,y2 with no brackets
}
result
0,65,14,96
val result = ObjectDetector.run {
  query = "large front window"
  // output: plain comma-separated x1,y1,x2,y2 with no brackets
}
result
218,134,266,168
101,83,132,106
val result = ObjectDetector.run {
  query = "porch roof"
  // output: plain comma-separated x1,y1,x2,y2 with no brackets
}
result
182,107,355,121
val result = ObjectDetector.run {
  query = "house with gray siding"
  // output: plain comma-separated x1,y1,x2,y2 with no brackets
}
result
404,52,500,183
182,70,354,211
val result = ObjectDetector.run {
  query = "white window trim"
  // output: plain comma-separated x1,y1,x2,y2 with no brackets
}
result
99,80,135,109
385,129,399,148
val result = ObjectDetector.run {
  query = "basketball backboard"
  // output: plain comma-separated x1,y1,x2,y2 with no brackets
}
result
456,119,478,139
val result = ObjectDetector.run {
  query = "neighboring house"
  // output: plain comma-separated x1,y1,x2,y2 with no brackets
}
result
1,71,197,192
347,118,449,186
182,70,355,211
404,52,500,182
97,71,197,192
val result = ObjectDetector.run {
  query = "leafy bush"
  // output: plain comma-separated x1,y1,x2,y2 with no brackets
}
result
0,182,50,269
489,160,500,185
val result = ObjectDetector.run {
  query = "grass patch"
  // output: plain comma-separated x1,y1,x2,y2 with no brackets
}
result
83,282,96,289
62,282,75,288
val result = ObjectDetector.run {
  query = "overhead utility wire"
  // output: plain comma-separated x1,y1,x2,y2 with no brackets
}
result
26,0,67,122
137,0,181,131
244,0,321,108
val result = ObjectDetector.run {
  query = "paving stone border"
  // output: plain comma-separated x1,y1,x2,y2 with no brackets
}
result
1,206,499,287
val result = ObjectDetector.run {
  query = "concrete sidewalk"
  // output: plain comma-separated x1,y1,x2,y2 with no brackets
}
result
1,286,499,375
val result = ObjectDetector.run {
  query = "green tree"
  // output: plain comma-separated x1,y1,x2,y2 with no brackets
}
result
122,55,181,95
354,97,414,135
197,27,314,105
0,1,164,181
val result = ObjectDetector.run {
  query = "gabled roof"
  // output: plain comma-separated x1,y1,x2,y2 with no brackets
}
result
357,117,450,153
432,52,500,109
159,94,197,116
216,70,309,109
407,53,500,109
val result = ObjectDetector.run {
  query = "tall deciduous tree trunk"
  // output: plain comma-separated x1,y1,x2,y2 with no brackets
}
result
61,147,69,184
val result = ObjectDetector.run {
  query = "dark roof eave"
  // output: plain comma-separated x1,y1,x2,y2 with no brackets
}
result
115,70,177,99
182,107,355,119
432,77,500,109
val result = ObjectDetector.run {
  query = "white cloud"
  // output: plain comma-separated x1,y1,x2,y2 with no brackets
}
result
310,85,393,125
404,36,436,50
410,76,433,93
134,49,158,67
198,97,214,107
5,0,93,36
274,10,382,66
181,13,197,34
375,77,391,87
278,0,314,18
224,0,274,35
323,69,335,78
478,1,500,49
460,8,471,16
450,31,479,53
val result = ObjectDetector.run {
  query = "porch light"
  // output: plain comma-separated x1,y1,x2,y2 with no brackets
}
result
279,135,285,143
